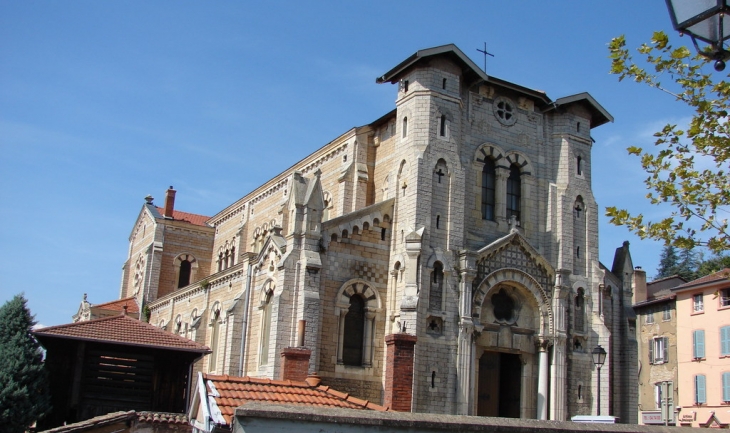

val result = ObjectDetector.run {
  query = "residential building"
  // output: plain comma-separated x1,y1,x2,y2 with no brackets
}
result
633,274,686,425
672,268,730,427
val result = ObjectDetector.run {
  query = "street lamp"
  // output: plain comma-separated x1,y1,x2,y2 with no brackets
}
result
665,0,730,71
592,345,607,416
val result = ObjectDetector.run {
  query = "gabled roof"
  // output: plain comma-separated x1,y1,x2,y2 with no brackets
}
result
155,206,210,227
376,44,612,128
91,296,140,314
34,313,210,353
476,229,555,278
192,373,385,428
672,268,730,292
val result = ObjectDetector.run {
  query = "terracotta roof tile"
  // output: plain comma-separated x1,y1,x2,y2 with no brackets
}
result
674,268,730,290
203,374,385,425
156,207,210,227
34,314,210,353
91,296,139,313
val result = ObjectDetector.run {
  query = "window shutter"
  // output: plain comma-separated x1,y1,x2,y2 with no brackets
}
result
649,338,654,364
724,372,730,402
696,375,706,404
663,337,669,363
694,330,706,359
722,326,730,356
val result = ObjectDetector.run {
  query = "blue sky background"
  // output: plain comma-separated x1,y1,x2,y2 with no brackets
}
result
0,1,703,326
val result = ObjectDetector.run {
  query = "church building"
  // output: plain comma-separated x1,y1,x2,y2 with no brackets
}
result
118,44,638,422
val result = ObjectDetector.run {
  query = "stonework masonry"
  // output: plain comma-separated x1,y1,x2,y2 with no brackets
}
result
118,44,638,422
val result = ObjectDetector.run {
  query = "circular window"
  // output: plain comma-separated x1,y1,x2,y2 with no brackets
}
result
494,97,517,126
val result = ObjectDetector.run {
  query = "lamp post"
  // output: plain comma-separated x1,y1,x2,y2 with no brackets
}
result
665,0,730,71
592,345,607,416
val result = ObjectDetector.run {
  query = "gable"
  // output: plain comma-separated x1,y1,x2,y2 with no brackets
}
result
475,232,553,295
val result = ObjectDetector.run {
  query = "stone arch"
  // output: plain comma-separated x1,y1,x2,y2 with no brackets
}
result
503,151,533,175
174,253,198,289
258,279,275,307
335,278,382,313
472,268,553,335
474,143,506,165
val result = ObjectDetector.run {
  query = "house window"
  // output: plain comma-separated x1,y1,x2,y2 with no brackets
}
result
693,329,706,359
506,164,521,221
724,372,730,402
695,374,706,404
693,293,704,313
663,303,671,321
650,336,669,364
481,159,496,221
721,326,730,356
342,294,365,366
721,289,730,308
645,311,654,324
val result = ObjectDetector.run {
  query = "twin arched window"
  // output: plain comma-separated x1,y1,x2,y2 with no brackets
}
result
481,161,522,222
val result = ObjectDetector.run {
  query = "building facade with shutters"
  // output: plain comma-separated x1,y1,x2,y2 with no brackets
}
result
118,44,638,421
671,269,730,428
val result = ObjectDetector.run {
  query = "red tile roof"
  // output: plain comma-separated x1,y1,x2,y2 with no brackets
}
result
203,374,385,425
674,268,730,290
34,314,210,353
156,207,210,227
92,296,139,313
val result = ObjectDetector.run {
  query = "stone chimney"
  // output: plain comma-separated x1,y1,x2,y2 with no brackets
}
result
633,266,647,304
280,347,311,382
163,186,176,218
384,333,417,411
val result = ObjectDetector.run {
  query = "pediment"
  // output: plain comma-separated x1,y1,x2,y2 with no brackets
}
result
474,231,554,293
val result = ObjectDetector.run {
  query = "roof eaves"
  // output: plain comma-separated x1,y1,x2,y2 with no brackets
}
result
548,92,614,128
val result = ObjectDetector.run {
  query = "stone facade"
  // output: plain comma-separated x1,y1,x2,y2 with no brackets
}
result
123,45,638,421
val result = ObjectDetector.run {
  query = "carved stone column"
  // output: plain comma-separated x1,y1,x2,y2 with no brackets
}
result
456,252,477,415
537,338,552,420
495,166,509,226
336,308,347,364
362,310,376,366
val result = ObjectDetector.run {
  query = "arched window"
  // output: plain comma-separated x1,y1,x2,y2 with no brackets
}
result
481,159,496,221
208,306,221,372
576,156,583,176
575,289,585,333
175,254,197,289
342,295,365,366
429,262,444,311
259,288,273,366
402,117,408,138
506,164,521,220
178,260,191,288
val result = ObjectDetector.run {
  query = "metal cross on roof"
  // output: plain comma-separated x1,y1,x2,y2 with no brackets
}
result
476,42,494,74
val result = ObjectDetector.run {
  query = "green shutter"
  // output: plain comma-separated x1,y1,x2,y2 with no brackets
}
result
694,330,706,359
696,375,706,404
649,338,654,364
723,372,730,402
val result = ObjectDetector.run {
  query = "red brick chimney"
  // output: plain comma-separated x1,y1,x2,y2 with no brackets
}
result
384,333,417,411
163,186,176,218
280,347,311,382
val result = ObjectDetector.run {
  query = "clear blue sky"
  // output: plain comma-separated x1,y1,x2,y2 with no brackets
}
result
0,1,700,326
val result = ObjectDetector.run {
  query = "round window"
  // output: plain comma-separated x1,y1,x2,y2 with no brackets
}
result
494,96,517,126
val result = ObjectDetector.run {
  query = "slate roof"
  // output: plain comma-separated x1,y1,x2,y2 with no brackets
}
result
34,313,210,353
91,296,139,313
203,374,385,425
155,206,210,227
673,268,730,291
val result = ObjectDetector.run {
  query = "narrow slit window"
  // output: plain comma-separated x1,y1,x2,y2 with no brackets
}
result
402,117,408,138
577,156,582,176
436,215,440,229
442,78,446,89
439,115,446,137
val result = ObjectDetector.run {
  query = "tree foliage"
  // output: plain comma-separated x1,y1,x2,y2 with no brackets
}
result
607,32,730,253
0,295,51,433
656,244,699,280
656,245,680,279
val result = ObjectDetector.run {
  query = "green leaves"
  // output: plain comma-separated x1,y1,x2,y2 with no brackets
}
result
607,32,730,253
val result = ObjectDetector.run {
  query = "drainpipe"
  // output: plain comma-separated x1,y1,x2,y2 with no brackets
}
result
238,255,254,376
